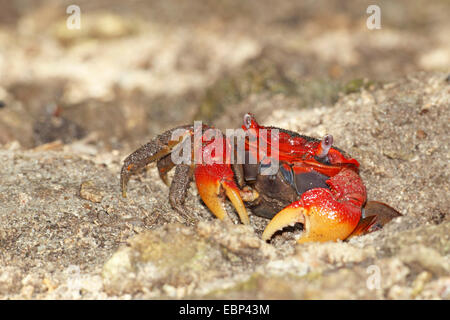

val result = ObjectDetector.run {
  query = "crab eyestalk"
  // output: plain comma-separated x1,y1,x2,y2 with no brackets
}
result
242,113,258,130
316,134,333,159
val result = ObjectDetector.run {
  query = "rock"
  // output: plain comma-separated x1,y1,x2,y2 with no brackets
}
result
0,0,449,300
1,71,448,299
102,222,274,296
294,242,376,270
52,13,140,45
79,180,104,203
102,224,222,295
33,115,86,146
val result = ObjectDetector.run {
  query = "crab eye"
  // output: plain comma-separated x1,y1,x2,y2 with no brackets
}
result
243,113,253,129
322,134,333,148
317,134,333,158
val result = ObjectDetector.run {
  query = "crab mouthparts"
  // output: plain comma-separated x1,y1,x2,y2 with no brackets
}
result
262,207,308,241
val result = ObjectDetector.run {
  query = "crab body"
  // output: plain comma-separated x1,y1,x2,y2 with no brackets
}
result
121,114,400,243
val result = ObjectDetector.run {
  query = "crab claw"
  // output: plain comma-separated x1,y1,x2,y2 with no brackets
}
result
262,188,362,243
195,163,250,224
261,204,307,241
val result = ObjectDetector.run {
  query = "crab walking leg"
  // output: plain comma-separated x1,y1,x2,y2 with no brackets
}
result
120,125,193,197
169,164,194,216
195,163,250,225
347,201,402,238
157,154,176,186
262,168,366,243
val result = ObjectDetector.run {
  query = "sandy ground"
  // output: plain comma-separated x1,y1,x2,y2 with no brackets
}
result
0,0,449,299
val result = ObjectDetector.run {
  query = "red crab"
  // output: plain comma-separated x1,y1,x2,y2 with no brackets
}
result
120,113,400,243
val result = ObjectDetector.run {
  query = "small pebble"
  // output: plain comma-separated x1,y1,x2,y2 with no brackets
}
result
80,180,104,203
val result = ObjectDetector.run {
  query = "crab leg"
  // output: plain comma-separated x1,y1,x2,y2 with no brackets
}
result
262,168,366,243
157,154,176,186
347,201,402,238
120,125,193,197
169,164,194,217
195,163,250,224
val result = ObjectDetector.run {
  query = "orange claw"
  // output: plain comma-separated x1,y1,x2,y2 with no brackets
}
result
195,163,250,225
262,168,366,243
262,188,362,243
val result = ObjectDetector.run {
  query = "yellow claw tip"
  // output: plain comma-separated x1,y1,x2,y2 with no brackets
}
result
223,183,250,225
262,207,307,241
